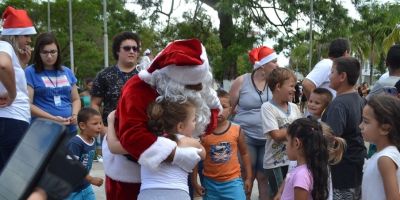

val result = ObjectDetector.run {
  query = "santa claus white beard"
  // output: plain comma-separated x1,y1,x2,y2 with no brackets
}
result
150,71,217,137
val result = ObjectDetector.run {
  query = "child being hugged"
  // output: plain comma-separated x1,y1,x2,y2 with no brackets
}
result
67,107,104,200
107,97,205,200
261,68,302,197
360,95,400,200
191,90,252,200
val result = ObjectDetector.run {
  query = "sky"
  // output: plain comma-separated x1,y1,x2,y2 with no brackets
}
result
126,0,394,68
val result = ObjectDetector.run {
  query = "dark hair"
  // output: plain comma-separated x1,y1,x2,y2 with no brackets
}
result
312,88,333,105
386,44,400,70
147,98,195,141
32,32,62,72
216,89,229,98
268,68,297,92
77,107,101,124
367,95,400,149
112,31,141,61
288,118,329,200
333,56,361,86
328,38,350,58
395,80,400,94
84,77,93,85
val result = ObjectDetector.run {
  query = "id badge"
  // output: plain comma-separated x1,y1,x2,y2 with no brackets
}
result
54,95,61,106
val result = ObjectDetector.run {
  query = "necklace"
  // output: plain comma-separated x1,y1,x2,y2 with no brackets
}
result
251,72,268,104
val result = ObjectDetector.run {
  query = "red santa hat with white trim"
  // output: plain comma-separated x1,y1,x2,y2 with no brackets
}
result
1,6,36,36
249,46,277,70
139,38,210,85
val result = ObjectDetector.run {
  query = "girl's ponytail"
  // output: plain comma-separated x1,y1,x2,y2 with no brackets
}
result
321,122,347,165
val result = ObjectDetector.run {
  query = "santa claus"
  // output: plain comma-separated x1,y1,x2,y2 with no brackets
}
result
102,39,221,199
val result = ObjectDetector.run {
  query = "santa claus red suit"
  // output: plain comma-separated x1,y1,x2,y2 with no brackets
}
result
102,39,221,199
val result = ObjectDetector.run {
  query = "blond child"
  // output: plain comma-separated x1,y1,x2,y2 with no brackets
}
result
261,68,302,197
192,90,252,200
66,107,104,200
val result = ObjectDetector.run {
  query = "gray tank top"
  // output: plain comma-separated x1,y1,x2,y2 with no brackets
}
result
232,73,272,140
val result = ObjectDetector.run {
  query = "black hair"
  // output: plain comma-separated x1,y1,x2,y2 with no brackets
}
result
386,44,400,70
77,107,101,124
367,95,400,150
328,38,350,58
395,80,400,94
32,32,62,72
288,118,329,200
333,56,361,86
312,88,333,105
112,31,141,61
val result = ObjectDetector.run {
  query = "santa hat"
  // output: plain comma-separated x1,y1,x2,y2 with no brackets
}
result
139,39,209,85
249,46,277,70
1,6,36,36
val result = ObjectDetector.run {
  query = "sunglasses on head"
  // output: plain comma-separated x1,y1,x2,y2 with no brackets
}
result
121,46,139,52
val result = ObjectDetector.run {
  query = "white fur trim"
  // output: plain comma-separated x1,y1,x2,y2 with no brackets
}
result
138,137,177,170
138,69,152,84
1,27,36,36
102,136,141,183
253,52,277,69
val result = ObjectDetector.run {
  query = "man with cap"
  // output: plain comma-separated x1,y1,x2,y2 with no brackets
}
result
229,46,278,200
102,38,221,199
0,6,36,173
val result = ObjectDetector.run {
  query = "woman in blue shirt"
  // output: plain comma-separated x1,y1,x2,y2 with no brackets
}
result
25,32,80,136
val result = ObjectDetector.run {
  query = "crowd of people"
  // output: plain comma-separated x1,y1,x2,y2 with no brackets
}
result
1,5,400,200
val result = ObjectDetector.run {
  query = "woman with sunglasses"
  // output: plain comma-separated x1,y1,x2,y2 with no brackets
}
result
25,32,80,137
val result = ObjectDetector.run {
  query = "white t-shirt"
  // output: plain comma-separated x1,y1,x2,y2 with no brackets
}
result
0,41,30,122
367,76,400,100
305,58,336,97
362,146,400,200
261,101,302,169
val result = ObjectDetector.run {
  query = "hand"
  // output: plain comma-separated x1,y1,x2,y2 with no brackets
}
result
273,193,282,200
0,92,14,107
54,116,70,125
172,147,202,172
89,177,104,187
244,178,252,196
18,46,32,67
178,137,201,148
193,183,205,196
69,114,77,125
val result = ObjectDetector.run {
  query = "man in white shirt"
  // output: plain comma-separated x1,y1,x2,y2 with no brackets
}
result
302,38,350,99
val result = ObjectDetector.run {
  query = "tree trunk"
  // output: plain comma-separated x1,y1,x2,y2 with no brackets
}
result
218,9,237,80
369,37,374,85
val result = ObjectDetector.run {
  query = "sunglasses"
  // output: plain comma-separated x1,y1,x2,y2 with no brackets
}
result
121,46,139,52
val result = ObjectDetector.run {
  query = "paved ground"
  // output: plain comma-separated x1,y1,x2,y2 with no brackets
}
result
91,162,261,200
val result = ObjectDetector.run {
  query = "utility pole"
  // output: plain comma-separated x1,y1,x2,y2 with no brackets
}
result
69,0,75,73
47,0,51,31
103,0,109,68
308,0,314,72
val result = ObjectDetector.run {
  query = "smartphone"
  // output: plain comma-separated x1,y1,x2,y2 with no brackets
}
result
0,119,66,200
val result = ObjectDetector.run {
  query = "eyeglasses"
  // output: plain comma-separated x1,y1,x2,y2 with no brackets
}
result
121,46,139,52
40,50,58,56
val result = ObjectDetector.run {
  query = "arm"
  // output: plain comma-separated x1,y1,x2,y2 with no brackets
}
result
269,129,288,142
90,96,103,113
69,84,81,125
191,164,205,196
238,128,253,195
378,156,400,200
273,180,285,200
0,52,16,107
302,78,316,100
85,174,104,187
229,75,243,114
106,111,128,154
178,137,206,160
294,187,309,200
27,86,69,125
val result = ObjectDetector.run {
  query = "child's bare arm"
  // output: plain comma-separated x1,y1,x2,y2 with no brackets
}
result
178,137,206,160
269,128,288,142
378,156,400,200
86,174,104,187
191,164,205,196
106,111,128,154
238,129,253,195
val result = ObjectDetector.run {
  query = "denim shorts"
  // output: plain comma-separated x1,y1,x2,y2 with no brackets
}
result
67,185,95,200
244,136,266,172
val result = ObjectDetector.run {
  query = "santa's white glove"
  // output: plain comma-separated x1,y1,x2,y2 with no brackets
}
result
172,146,202,172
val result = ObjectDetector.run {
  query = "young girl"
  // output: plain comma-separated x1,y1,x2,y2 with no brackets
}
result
360,95,400,200
281,118,344,200
107,97,205,200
